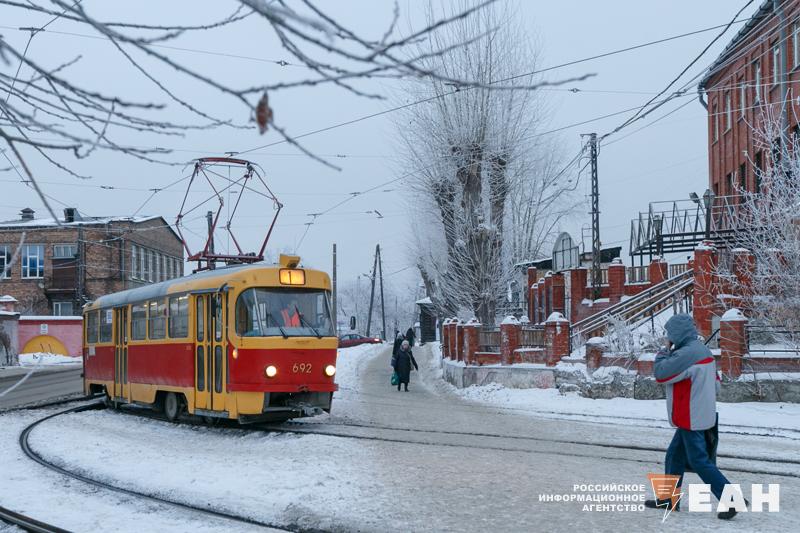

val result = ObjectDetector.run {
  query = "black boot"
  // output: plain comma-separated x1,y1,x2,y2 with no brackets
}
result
404,384,409,391
645,499,680,512
718,499,748,520
397,384,401,391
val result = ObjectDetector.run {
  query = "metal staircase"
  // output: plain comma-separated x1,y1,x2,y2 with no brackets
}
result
571,269,694,345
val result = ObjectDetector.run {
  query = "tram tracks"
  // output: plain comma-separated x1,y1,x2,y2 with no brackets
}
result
264,419,800,479
13,403,298,532
9,401,800,532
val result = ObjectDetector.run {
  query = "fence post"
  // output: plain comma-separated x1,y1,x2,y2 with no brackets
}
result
455,320,464,362
527,267,538,323
607,258,626,303
693,241,718,339
719,308,747,379
441,318,451,358
649,257,668,285
545,312,570,366
543,272,553,317
551,272,566,315
500,316,521,365
449,318,460,361
585,337,606,371
569,267,588,322
462,318,480,365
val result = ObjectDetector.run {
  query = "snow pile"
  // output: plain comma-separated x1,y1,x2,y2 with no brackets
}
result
19,353,81,367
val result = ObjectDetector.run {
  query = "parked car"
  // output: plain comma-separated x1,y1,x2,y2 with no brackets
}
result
338,333,382,348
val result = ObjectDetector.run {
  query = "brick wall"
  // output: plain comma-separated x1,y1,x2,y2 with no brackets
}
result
0,216,182,315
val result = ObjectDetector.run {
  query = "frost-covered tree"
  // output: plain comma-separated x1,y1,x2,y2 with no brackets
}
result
397,1,579,325
717,108,800,349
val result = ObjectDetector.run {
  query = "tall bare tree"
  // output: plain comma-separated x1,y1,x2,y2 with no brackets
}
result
397,1,579,325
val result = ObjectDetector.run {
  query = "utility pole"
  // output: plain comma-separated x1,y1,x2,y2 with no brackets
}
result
588,133,602,299
365,245,378,337
378,244,386,341
206,211,215,270
332,243,337,335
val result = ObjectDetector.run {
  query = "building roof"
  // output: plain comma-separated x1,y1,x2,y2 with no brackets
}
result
699,0,773,90
0,214,162,228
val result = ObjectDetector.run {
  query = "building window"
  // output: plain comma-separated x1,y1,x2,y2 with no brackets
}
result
755,151,763,191
21,244,44,279
147,250,154,282
131,245,138,280
52,244,77,259
739,163,747,195
773,45,781,86
53,301,74,316
725,92,732,131
161,254,167,282
712,103,719,142
739,78,746,119
754,60,762,103
795,23,800,69
154,254,161,283
140,247,146,281
726,173,733,196
0,245,10,279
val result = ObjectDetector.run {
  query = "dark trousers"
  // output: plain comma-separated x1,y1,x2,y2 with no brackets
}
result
665,428,730,500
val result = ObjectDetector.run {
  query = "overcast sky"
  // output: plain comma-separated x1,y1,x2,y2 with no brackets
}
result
1,0,758,294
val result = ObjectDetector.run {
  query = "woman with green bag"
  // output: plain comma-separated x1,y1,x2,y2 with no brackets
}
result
392,340,418,392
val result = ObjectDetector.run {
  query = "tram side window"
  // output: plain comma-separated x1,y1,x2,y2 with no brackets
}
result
99,309,113,342
196,297,204,342
148,300,166,340
168,295,189,338
85,310,99,344
132,303,147,340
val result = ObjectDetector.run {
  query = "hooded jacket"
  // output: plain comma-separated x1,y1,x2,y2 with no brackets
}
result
654,314,719,431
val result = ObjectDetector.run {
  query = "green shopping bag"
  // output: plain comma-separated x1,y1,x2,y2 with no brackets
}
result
391,372,399,386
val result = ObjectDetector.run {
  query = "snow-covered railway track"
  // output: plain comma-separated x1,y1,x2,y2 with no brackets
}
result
266,420,800,480
0,503,70,533
17,404,295,532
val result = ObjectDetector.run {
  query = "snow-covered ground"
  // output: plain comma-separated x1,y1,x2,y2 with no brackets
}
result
0,344,388,532
18,352,81,367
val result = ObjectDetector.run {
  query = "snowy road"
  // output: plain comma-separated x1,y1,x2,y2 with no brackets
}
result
0,343,797,531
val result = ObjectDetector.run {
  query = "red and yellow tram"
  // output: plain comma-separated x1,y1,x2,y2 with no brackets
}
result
82,255,338,423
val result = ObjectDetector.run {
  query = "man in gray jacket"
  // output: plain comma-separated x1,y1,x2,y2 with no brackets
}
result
646,314,740,520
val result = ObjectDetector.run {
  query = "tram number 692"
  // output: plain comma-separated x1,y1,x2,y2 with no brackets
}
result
292,363,312,374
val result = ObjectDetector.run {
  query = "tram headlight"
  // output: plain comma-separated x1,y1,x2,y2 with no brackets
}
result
324,364,336,377
265,365,277,378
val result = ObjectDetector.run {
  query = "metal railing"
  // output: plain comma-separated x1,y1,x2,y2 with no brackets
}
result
747,324,800,354
669,263,688,278
520,326,545,348
586,268,608,286
478,327,500,353
571,269,694,345
626,266,649,284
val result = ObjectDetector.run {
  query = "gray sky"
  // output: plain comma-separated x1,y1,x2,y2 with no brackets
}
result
1,0,755,291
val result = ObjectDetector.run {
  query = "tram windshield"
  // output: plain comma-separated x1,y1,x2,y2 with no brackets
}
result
235,288,334,338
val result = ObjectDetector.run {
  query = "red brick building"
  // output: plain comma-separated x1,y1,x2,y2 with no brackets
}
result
0,207,183,315
700,0,800,197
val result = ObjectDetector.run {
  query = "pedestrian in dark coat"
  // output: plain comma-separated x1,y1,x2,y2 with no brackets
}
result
405,327,416,348
392,340,418,391
392,332,404,360
646,314,742,520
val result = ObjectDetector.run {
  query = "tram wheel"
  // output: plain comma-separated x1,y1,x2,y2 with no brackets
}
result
164,392,182,422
